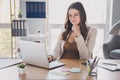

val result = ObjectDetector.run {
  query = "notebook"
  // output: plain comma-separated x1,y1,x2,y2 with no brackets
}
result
19,40,65,69
0,59,23,69
98,61,120,71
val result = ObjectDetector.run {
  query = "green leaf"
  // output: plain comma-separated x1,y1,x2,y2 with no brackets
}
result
17,63,26,68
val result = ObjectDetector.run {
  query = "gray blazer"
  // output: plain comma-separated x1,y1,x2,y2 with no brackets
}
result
51,27,97,60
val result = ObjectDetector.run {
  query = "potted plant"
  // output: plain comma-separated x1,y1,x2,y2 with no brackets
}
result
17,63,26,74
18,10,22,18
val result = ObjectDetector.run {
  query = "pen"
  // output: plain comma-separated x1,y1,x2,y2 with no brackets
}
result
86,60,90,74
90,56,97,68
102,63,117,66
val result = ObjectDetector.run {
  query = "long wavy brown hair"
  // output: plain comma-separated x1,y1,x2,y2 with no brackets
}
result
62,2,88,41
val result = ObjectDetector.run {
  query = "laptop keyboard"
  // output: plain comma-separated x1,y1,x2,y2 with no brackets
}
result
49,60,65,68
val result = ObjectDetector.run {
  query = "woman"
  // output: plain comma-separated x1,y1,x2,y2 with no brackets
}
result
48,2,97,61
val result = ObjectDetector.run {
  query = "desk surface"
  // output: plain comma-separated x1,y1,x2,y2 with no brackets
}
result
0,59,95,80
1,59,120,80
97,59,120,80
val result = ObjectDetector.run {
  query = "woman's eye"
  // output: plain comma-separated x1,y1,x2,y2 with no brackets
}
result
68,14,79,18
69,15,72,17
74,14,79,16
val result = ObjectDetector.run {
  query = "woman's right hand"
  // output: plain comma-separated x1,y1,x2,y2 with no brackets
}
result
48,55,53,62
72,25,80,37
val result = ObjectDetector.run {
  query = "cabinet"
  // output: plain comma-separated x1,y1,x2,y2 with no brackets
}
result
21,34,46,43
19,0,47,34
19,0,48,42
15,0,49,58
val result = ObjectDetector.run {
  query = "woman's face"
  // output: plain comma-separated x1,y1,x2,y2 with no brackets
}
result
68,9,81,26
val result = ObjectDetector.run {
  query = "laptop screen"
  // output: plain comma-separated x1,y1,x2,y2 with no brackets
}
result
19,40,49,67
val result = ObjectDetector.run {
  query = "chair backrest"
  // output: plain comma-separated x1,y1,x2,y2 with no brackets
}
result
111,35,120,48
103,35,120,59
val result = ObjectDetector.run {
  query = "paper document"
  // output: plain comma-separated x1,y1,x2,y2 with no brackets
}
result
0,59,23,69
98,62,120,71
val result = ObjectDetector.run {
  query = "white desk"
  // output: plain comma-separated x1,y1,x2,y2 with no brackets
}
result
97,59,120,80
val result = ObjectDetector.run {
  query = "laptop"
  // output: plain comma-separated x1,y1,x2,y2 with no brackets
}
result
19,40,65,69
